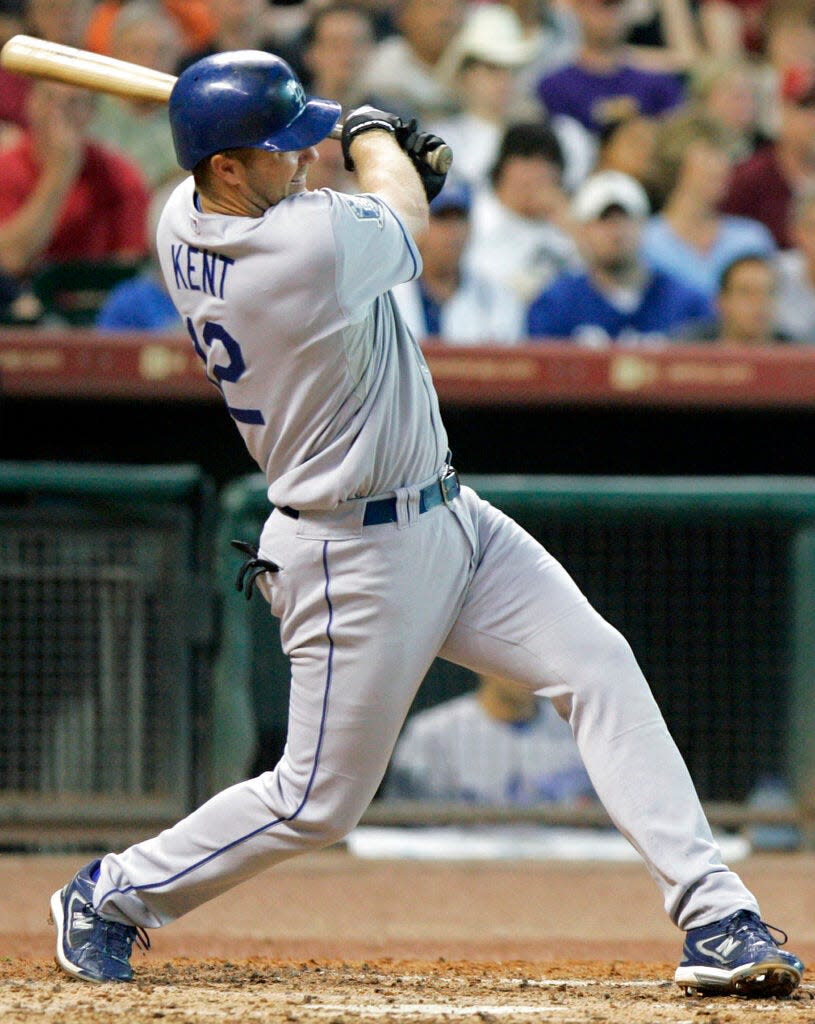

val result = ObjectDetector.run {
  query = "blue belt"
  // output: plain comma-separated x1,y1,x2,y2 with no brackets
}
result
278,468,460,526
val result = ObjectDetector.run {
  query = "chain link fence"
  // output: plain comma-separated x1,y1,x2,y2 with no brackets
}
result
0,464,216,846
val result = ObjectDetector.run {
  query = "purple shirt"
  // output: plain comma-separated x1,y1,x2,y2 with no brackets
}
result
536,63,685,135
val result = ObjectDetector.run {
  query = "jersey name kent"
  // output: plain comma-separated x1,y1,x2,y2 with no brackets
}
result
170,244,235,299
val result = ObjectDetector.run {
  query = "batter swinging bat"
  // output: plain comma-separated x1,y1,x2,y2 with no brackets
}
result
0,34,454,174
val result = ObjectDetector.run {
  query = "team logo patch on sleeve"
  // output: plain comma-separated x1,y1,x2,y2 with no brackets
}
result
345,195,383,224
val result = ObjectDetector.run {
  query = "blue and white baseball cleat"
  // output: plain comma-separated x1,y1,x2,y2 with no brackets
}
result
49,859,149,983
675,909,804,997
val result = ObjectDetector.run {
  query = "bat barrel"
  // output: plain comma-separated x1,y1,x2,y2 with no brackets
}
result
0,34,176,103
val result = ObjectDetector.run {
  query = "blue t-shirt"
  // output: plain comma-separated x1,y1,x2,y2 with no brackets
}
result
96,275,179,331
641,215,776,298
526,268,713,344
536,63,685,135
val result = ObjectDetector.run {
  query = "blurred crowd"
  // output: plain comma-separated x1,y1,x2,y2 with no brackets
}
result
3,0,815,346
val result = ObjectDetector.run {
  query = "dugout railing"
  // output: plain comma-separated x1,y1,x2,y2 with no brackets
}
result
214,473,815,843
0,463,217,847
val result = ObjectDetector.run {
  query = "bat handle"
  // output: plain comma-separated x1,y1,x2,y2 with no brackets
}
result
412,141,454,176
327,123,453,175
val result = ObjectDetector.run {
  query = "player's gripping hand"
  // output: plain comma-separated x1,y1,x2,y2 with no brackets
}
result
341,106,449,201
400,129,449,202
341,105,408,172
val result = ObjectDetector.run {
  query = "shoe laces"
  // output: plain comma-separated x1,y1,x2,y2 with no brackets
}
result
728,909,788,947
88,904,150,961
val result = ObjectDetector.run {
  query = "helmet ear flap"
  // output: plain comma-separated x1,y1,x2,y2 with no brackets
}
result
169,50,340,170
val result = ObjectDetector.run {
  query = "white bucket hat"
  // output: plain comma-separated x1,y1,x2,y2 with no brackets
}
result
436,4,540,85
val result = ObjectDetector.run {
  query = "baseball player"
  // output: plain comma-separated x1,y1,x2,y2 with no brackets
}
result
49,51,804,998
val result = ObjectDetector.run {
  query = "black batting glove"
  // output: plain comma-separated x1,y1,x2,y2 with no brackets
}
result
341,105,407,172
402,130,449,202
341,108,448,201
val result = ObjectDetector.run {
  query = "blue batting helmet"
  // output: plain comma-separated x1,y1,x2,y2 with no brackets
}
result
169,50,341,171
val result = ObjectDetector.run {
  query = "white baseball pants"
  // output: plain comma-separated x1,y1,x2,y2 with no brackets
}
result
95,482,758,931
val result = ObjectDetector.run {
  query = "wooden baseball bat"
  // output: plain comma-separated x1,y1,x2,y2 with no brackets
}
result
0,34,176,102
0,34,453,174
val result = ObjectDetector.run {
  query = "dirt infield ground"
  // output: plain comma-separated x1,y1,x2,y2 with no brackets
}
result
2,850,814,1023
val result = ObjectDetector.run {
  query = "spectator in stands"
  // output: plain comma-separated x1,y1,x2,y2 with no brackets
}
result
526,170,712,345
506,0,581,107
518,0,700,104
0,0,29,133
358,0,467,121
95,184,180,333
535,0,686,138
385,673,594,805
10,1,91,137
84,0,215,59
0,81,149,288
722,61,815,249
24,0,90,47
325,0,395,42
431,4,537,185
687,55,763,162
464,122,581,307
623,0,702,73
88,2,183,190
299,2,376,113
430,3,594,194
392,183,525,345
176,0,287,75
642,110,775,298
750,3,815,141
594,113,660,208
774,184,815,342
681,252,792,343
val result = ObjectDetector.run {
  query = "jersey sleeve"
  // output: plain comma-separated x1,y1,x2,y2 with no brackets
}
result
327,191,422,321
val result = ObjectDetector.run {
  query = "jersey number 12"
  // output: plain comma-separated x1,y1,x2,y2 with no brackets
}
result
187,318,265,425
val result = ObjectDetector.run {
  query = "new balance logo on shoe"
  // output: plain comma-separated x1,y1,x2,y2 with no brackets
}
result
714,937,743,959
68,894,95,938
694,934,743,962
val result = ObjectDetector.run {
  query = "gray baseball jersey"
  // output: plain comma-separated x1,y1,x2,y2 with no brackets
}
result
157,178,447,510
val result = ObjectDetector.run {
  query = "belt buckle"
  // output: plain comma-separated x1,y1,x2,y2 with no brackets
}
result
439,466,458,506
